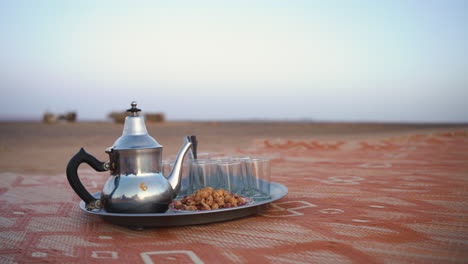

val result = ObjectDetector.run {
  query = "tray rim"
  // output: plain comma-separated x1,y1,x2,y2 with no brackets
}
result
79,182,288,217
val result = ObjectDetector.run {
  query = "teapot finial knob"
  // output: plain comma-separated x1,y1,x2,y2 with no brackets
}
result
126,101,141,116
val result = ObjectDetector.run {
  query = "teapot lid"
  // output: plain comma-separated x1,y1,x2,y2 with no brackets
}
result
111,101,162,150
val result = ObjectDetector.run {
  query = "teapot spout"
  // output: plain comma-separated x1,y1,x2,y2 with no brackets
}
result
167,137,192,196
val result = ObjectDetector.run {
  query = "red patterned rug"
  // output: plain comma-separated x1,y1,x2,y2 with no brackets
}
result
1,131,467,263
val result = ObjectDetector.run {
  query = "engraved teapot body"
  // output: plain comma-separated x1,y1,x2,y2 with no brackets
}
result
66,102,192,213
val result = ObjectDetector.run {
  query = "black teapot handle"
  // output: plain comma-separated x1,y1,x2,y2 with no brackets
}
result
66,148,109,209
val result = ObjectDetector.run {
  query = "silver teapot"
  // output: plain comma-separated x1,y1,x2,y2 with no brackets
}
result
66,102,193,213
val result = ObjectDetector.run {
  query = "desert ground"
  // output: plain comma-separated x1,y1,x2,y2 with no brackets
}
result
1,121,467,175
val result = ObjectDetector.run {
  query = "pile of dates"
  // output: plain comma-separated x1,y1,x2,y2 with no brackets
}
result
173,187,248,211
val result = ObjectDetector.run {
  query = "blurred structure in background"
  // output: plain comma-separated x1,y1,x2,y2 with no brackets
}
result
108,112,129,123
108,112,166,123
145,113,165,123
42,111,77,123
42,112,57,124
59,112,77,122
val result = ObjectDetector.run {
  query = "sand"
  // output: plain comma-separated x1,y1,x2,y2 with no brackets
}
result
1,121,467,175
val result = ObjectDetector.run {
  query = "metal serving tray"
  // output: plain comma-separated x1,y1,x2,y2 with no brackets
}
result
79,182,288,228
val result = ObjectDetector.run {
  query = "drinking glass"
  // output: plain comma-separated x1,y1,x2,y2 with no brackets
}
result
189,159,219,192
210,156,231,163
162,159,174,178
195,152,226,160
216,160,244,194
164,159,192,197
245,157,271,200
196,152,213,160
228,156,251,196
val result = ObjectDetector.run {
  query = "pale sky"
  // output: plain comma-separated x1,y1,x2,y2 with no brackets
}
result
1,0,467,122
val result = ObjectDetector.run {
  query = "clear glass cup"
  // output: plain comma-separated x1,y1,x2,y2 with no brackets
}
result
229,156,251,163
164,159,192,197
195,152,212,160
245,157,271,201
195,152,228,160
179,162,191,197
162,159,174,178
210,157,231,164
189,159,219,192
216,160,244,194
228,156,251,196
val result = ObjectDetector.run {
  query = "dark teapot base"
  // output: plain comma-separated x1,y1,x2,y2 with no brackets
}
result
103,201,169,214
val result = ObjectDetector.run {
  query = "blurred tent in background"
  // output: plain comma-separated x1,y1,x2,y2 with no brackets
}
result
42,111,77,123
108,112,165,123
